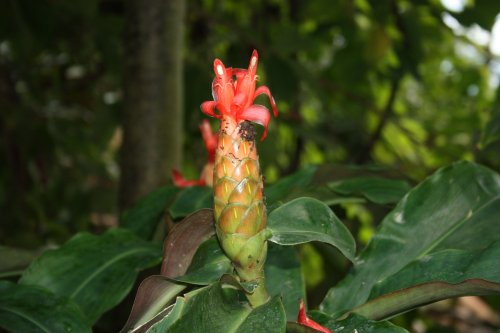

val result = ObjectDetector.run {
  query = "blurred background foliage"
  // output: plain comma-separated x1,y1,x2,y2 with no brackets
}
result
4,0,499,246
1,1,500,330
1,0,499,244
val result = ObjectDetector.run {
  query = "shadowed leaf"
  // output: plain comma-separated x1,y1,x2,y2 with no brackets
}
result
121,209,216,332
0,281,92,333
169,187,213,219
19,228,161,324
121,186,178,239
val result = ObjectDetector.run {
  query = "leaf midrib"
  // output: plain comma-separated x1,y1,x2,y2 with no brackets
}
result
417,194,500,259
70,245,156,299
0,305,52,333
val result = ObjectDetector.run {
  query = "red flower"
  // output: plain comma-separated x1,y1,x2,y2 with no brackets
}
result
297,300,333,333
172,120,217,188
200,49,278,140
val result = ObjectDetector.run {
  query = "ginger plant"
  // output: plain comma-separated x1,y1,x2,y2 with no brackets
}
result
200,50,278,307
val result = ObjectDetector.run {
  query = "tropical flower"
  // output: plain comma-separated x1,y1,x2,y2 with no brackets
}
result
298,300,333,333
171,120,217,187
201,49,278,140
202,50,277,308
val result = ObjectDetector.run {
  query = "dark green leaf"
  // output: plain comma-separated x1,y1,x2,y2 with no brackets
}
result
328,177,411,205
265,166,318,205
169,187,213,219
481,105,500,148
286,323,324,333
20,228,162,324
0,281,91,333
353,240,500,319
267,197,356,262
163,283,286,333
320,161,500,315
121,186,178,239
312,313,408,333
451,2,500,29
266,244,305,320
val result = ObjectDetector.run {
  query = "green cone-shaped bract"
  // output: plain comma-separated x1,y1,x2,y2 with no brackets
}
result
213,117,268,291
201,50,278,307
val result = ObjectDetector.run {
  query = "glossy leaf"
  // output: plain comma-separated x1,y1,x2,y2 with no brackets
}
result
328,177,411,205
121,186,178,239
121,209,216,332
267,197,356,262
0,281,91,333
169,186,213,219
19,228,162,324
161,283,286,333
320,161,500,315
353,240,500,320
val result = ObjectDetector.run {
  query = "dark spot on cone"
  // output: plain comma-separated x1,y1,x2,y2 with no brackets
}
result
239,121,256,142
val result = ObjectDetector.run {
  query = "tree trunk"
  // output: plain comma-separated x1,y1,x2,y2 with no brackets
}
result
120,0,186,210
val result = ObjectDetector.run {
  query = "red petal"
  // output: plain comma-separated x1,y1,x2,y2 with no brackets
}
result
238,105,271,141
213,59,234,110
172,170,206,188
254,85,278,117
235,50,258,107
200,101,221,119
297,300,333,333
199,120,218,162
232,92,249,110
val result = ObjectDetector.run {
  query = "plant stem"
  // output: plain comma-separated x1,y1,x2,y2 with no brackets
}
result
235,267,270,308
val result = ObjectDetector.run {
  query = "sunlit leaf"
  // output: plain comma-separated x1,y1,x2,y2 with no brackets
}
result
320,162,500,316
267,197,356,262
353,240,500,319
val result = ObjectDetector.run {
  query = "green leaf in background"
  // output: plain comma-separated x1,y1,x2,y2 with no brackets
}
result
266,244,305,320
19,228,162,324
0,246,38,278
0,281,92,333
265,166,318,205
267,197,356,262
481,104,500,148
328,177,411,205
121,186,178,239
320,161,500,316
451,1,500,30
160,283,286,333
169,186,213,219
353,240,500,320
264,164,411,208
